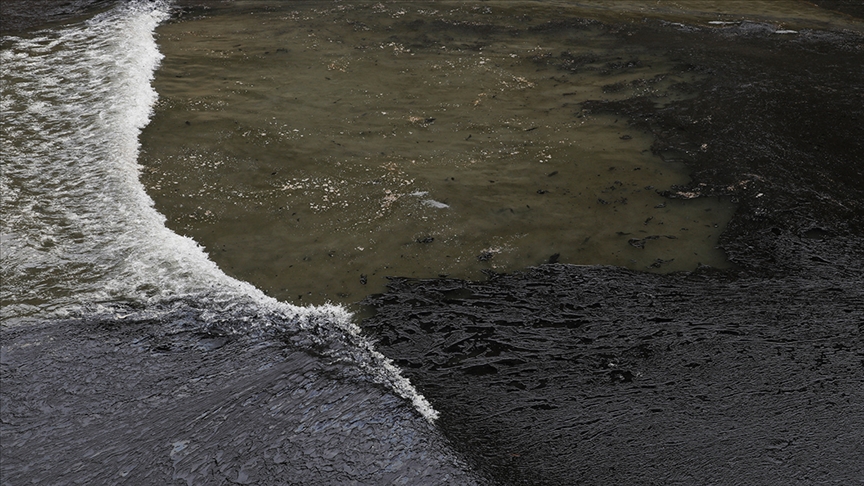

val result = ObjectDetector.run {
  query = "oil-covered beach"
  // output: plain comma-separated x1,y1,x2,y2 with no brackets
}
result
2,1,863,484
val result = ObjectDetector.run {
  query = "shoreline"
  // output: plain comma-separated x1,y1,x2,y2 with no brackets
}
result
2,3,862,484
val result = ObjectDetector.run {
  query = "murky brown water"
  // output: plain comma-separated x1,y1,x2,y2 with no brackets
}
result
140,1,853,306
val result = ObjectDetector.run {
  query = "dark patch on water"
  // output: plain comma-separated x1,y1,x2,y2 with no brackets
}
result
579,21,864,275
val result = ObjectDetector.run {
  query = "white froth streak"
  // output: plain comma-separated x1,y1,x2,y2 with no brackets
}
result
0,1,438,422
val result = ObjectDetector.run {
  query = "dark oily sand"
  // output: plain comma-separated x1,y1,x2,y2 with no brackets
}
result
363,264,864,485
361,13,864,486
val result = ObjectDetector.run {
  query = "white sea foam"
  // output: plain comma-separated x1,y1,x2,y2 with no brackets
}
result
0,0,438,422
422,199,450,209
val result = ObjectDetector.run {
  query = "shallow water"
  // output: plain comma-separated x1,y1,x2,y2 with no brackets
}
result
139,1,749,305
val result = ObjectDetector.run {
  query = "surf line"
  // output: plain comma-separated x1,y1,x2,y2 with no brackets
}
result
0,0,439,422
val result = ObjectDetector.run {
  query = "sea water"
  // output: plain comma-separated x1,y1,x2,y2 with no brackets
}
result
139,1,743,306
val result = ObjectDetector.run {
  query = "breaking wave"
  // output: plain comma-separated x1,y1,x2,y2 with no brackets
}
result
0,0,437,422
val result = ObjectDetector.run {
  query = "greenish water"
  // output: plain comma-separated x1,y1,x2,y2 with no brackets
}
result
138,1,768,305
